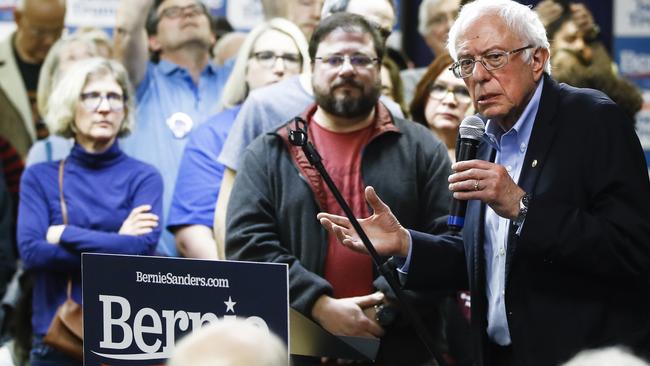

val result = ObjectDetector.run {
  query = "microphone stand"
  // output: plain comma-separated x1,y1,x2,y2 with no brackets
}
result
288,118,447,366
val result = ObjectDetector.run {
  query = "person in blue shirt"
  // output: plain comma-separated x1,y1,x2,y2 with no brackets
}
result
17,58,163,366
168,18,310,258
114,0,232,256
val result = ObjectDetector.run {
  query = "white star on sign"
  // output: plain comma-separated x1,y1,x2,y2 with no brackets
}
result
224,296,236,313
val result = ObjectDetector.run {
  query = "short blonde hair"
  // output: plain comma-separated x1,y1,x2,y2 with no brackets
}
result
219,18,310,110
46,58,136,139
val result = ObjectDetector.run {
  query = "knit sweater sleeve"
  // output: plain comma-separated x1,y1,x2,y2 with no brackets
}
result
58,165,163,255
226,138,333,315
18,166,80,271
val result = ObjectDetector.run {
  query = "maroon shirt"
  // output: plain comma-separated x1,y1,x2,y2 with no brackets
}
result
308,118,374,299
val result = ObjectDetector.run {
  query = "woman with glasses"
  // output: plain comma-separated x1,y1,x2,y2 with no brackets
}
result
17,58,162,366
168,18,309,259
410,53,473,162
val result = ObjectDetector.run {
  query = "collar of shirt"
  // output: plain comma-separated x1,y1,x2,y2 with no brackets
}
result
482,77,544,345
483,77,545,152
157,59,219,77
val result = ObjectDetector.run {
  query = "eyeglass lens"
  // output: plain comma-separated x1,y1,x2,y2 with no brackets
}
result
316,54,378,69
80,92,125,111
253,51,301,69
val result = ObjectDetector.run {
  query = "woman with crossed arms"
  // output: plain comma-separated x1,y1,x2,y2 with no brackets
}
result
17,58,162,365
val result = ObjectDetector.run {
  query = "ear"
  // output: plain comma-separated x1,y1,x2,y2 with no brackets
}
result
13,9,22,26
531,47,549,81
149,35,162,52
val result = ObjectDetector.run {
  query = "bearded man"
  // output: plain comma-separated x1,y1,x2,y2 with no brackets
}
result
225,12,458,366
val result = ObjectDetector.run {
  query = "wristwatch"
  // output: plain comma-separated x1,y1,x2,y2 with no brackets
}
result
374,304,397,327
513,192,530,226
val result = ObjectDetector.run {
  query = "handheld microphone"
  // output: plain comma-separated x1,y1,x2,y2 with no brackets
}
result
448,115,486,232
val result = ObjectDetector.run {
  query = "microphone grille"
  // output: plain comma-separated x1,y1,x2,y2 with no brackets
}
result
459,115,485,140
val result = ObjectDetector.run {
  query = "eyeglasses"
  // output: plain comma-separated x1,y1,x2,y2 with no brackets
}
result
80,92,125,111
314,54,379,69
159,3,206,20
450,45,534,79
429,83,471,104
252,51,301,70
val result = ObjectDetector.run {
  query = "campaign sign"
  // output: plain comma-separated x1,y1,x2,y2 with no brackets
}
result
82,253,289,365
613,0,650,170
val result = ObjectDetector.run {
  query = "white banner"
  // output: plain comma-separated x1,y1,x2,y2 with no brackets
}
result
614,0,650,37
64,0,120,28
226,0,263,30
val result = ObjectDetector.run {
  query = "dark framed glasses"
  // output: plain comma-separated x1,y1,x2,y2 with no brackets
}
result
158,3,206,20
314,54,379,69
429,83,471,104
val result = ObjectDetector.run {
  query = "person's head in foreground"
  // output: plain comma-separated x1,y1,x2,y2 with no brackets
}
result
167,319,288,366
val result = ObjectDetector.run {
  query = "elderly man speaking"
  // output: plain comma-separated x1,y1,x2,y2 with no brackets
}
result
318,1,650,366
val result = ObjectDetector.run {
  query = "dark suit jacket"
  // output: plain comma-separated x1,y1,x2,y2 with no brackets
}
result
406,75,650,366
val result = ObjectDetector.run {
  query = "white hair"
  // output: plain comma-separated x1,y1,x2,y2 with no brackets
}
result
46,58,135,138
168,319,288,366
447,0,551,75
219,18,310,110
562,347,649,366
418,0,442,36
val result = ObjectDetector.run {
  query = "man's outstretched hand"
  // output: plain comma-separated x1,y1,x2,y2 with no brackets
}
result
317,186,411,258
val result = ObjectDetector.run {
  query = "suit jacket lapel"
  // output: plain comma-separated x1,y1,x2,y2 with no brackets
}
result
517,75,561,194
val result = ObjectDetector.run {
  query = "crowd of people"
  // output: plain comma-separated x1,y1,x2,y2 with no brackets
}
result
0,0,648,365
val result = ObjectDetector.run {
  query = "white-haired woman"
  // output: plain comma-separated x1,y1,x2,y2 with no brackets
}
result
167,18,309,259
17,58,162,365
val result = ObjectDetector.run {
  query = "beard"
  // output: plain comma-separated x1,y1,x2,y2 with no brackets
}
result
314,77,381,119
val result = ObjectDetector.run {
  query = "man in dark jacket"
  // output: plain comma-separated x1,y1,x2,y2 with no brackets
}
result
319,1,650,365
226,12,465,365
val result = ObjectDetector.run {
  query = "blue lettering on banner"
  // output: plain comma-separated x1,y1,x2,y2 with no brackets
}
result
82,253,288,365
615,38,650,87
614,38,650,170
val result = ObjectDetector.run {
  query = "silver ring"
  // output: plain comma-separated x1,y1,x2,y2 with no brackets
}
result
473,180,480,191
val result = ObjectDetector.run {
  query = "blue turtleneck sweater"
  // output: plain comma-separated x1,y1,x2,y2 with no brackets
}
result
17,142,163,334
